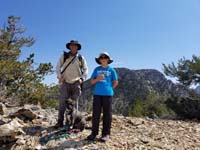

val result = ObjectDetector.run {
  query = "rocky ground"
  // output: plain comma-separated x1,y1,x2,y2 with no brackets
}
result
0,103,200,150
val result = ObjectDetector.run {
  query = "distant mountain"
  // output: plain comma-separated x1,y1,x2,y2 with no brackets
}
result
79,68,188,115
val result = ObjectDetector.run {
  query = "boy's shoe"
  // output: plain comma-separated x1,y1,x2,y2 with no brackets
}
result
100,135,109,142
87,134,96,141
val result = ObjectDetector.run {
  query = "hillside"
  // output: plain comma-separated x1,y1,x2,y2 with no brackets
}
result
80,68,188,115
0,104,200,150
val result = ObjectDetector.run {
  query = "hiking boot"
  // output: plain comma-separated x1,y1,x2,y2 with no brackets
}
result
100,135,109,142
54,122,63,129
87,134,96,141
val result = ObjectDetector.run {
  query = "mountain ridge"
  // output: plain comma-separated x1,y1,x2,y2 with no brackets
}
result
80,67,188,115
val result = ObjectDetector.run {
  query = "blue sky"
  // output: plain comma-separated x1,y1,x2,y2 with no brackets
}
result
1,0,200,84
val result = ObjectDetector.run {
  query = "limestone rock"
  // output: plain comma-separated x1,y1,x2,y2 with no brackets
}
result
9,108,37,121
0,102,7,115
24,104,41,111
0,118,24,139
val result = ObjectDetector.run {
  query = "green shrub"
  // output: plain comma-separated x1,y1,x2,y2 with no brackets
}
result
128,99,145,117
129,92,175,118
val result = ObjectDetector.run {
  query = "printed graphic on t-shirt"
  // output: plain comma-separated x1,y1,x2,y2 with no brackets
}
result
97,70,111,82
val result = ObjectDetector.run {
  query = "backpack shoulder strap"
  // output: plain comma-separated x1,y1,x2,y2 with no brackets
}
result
63,51,70,63
78,54,84,74
63,52,84,73
78,54,82,62
61,54,77,75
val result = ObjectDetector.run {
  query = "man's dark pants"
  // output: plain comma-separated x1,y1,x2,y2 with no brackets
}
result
91,95,112,136
58,81,81,125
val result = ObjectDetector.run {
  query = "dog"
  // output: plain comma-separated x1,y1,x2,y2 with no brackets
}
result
65,108,86,131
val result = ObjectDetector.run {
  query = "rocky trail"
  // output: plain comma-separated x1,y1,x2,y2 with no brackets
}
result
0,103,200,150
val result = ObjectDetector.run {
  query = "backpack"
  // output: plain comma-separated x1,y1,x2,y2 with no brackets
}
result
63,51,84,74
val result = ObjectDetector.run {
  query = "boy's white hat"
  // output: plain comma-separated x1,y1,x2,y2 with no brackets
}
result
95,52,113,64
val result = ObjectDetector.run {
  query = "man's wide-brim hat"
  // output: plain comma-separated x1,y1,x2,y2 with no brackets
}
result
95,52,113,64
66,40,81,50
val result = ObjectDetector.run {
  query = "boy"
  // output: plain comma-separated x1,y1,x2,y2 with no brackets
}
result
87,52,118,142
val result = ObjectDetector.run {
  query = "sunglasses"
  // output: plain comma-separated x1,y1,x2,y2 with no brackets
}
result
100,56,109,59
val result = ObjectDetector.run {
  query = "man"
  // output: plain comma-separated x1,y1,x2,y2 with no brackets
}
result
55,40,88,128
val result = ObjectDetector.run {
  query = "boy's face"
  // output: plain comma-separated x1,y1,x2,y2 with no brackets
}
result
99,55,109,65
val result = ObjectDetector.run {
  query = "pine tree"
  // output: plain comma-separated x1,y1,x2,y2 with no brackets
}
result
163,55,200,86
0,16,53,105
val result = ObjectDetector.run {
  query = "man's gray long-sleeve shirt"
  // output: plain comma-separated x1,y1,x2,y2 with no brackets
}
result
56,53,88,84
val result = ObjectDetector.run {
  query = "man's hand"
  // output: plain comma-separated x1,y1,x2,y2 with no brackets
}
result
79,78,83,84
59,76,65,83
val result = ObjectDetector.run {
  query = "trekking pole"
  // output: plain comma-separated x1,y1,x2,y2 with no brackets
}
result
76,98,79,111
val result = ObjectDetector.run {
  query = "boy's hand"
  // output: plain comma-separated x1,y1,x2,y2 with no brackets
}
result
90,74,105,85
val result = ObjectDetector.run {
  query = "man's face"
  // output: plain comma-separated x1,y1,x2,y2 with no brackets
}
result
69,44,78,54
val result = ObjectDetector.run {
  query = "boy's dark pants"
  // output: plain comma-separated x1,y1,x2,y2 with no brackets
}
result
58,81,81,125
92,95,112,136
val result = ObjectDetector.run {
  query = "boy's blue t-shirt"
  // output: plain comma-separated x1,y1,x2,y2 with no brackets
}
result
91,66,118,96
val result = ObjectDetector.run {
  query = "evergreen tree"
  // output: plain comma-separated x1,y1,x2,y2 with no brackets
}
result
163,55,200,86
0,16,53,105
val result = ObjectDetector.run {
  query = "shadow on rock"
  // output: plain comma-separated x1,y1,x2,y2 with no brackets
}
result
52,138,95,150
23,125,44,136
